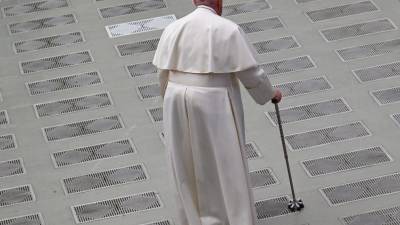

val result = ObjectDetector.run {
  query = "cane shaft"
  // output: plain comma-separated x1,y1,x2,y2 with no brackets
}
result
274,103,297,201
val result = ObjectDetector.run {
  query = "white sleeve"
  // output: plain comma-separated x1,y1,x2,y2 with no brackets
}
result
158,69,169,98
234,66,275,105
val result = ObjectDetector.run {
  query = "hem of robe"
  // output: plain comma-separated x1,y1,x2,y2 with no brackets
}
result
164,78,258,225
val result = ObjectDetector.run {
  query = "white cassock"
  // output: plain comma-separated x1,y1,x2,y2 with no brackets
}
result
153,5,275,225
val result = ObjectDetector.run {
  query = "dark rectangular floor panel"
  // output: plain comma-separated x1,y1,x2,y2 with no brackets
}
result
302,146,392,176
35,93,112,117
354,61,400,82
0,159,24,178
393,114,400,126
267,98,350,125
261,56,315,76
8,14,76,34
0,185,34,207
274,77,332,97
250,168,277,188
2,0,68,17
43,115,123,141
253,36,299,54
255,196,294,219
306,1,378,22
286,122,370,150
127,62,157,77
296,0,319,3
342,206,400,225
52,139,135,167
245,142,262,159
63,165,147,194
337,39,400,61
141,221,172,225
14,32,84,53
117,39,159,56
321,19,395,42
106,15,175,38
238,17,284,34
372,87,400,105
0,214,43,225
222,0,269,16
27,71,102,95
0,110,8,125
0,134,16,151
321,173,400,205
99,0,166,18
20,51,93,74
72,192,162,223
147,107,163,123
137,83,160,99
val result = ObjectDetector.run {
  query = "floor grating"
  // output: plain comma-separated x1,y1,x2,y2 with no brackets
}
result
321,173,400,205
34,93,112,117
2,0,68,17
0,134,16,151
392,114,400,126
72,192,162,223
14,32,84,53
306,1,378,22
273,77,332,97
267,98,350,125
147,107,163,123
117,39,160,56
105,14,176,38
127,62,158,77
223,0,269,16
342,205,400,225
302,146,392,176
20,51,93,74
0,110,8,126
296,0,318,3
371,86,400,105
52,139,135,167
27,71,102,95
141,221,172,225
0,159,24,178
0,185,34,207
238,17,284,34
320,19,396,42
99,0,166,19
137,83,160,99
261,56,315,76
63,164,147,194
337,39,400,61
353,61,400,82
285,122,370,150
245,142,262,159
0,214,43,225
43,115,123,141
250,168,277,188
255,196,294,219
8,14,76,34
253,36,300,54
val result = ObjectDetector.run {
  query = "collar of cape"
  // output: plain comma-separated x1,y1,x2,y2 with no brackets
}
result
197,5,217,14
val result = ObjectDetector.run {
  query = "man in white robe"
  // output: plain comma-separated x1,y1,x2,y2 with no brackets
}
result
153,0,282,224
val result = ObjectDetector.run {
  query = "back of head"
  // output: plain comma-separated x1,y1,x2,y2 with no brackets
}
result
193,0,223,15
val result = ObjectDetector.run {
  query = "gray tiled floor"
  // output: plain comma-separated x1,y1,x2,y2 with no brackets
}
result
1,0,400,225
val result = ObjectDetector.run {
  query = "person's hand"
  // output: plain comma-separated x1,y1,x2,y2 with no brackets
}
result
271,89,282,104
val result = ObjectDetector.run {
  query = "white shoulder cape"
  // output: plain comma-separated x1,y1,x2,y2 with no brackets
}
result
153,7,258,73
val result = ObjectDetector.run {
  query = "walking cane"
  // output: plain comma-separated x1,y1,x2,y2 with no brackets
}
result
272,101,304,212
